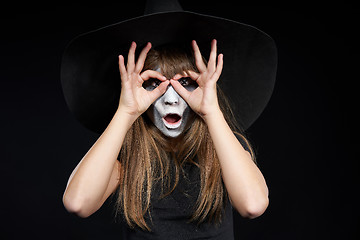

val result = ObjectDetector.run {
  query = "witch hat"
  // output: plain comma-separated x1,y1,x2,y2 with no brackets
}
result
61,0,277,133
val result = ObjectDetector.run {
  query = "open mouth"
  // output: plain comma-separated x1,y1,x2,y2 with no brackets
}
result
164,113,181,124
162,113,182,129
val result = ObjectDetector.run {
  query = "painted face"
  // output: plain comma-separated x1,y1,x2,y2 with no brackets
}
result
144,72,198,138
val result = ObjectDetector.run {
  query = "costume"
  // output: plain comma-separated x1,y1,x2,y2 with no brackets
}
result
122,162,234,239
120,138,250,240
61,0,277,238
61,0,277,133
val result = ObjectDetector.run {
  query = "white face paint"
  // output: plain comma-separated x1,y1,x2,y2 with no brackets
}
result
147,85,191,138
144,69,198,138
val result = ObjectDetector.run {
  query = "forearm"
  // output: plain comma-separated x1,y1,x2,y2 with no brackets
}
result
204,109,269,218
63,108,136,217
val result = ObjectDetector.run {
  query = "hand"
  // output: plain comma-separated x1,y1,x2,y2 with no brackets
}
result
118,42,170,119
170,39,223,119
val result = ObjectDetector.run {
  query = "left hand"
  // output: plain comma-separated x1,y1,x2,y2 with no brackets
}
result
170,39,223,119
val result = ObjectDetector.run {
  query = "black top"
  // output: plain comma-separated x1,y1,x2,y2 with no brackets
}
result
120,137,249,239
121,162,234,240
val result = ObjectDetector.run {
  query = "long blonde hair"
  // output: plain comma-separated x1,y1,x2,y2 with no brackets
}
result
115,43,255,231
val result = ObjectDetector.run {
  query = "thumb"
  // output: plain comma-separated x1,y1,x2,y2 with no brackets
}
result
147,80,170,102
170,79,191,102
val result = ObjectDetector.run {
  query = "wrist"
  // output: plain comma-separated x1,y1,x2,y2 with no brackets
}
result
202,107,224,124
114,107,139,127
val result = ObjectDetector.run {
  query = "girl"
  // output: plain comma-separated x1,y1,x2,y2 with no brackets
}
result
63,39,269,239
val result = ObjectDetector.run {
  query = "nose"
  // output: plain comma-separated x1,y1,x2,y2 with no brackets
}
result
163,86,179,105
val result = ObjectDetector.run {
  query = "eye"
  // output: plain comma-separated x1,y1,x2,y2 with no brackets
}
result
178,77,190,86
178,77,198,91
151,79,161,87
143,78,162,91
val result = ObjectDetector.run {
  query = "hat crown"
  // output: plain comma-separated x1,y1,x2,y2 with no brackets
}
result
144,0,183,15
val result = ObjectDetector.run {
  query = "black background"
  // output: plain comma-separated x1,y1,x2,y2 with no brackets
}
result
1,1,358,239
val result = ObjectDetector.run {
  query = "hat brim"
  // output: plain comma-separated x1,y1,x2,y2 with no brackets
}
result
61,11,277,134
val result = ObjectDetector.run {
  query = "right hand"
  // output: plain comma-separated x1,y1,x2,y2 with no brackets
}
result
117,41,169,119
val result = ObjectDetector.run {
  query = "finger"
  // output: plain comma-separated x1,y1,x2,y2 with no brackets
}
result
148,80,170,102
127,41,136,73
186,70,200,81
208,39,217,73
183,70,206,87
135,42,152,73
211,54,223,82
170,79,191,102
118,55,127,81
172,73,184,81
140,70,167,81
192,40,207,73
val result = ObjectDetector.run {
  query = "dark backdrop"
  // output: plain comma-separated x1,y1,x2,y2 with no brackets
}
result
1,1,357,239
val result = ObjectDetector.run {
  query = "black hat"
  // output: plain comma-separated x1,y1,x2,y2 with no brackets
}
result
61,0,277,134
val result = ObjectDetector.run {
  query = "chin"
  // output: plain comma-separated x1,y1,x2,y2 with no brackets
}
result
160,127,184,138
